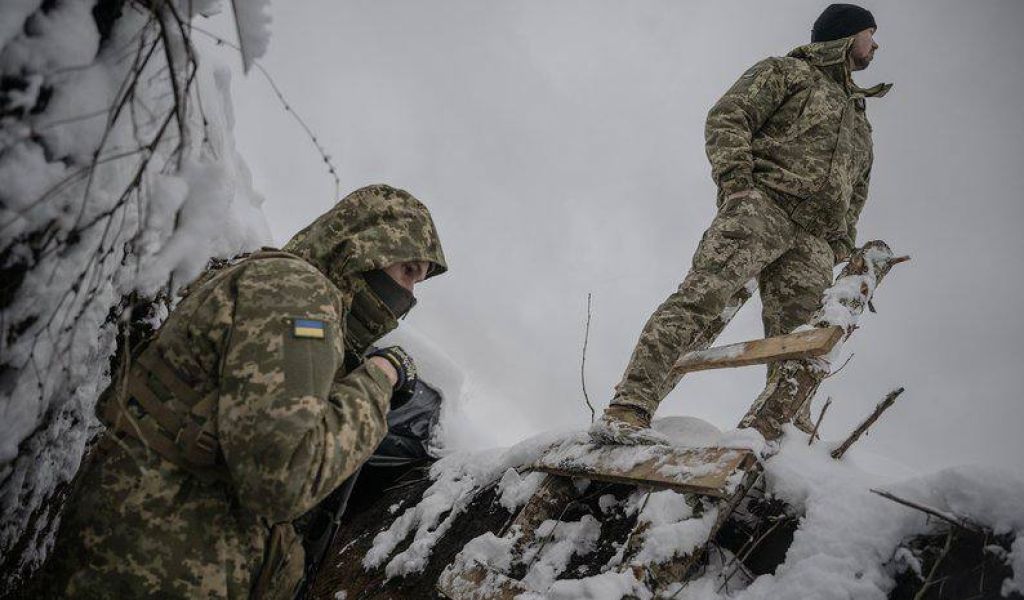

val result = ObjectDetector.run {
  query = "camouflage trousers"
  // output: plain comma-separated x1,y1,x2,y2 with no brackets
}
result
613,191,834,415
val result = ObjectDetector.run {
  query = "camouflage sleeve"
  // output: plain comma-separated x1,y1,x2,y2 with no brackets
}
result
217,259,393,523
832,164,871,260
705,58,790,198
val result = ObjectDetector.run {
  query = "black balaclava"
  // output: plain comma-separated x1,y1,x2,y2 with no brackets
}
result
344,269,417,355
812,4,876,43
363,269,417,318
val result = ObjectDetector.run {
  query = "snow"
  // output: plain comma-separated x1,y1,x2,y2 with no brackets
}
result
497,468,546,513
1005,536,1024,596
230,0,272,72
544,570,652,600
677,427,1024,599
0,0,270,577
652,416,723,448
363,421,1024,598
377,325,472,455
791,243,898,370
520,514,603,589
630,490,718,566
363,428,577,577
691,343,746,362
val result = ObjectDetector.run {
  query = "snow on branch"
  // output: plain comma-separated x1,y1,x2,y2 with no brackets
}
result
0,0,270,583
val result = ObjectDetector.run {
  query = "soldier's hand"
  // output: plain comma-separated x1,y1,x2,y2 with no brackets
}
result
367,356,399,387
366,346,418,392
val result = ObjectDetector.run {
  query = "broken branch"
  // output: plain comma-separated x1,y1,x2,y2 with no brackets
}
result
870,489,984,534
831,387,904,459
808,397,832,445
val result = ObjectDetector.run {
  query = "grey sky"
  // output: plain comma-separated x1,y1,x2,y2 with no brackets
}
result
204,1,1024,473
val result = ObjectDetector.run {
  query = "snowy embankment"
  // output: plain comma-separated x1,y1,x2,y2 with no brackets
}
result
361,417,1024,599
0,0,270,581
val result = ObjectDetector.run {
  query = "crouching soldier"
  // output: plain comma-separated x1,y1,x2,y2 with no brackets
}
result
40,184,447,598
592,4,891,444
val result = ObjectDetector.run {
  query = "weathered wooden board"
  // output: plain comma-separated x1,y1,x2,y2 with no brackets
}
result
671,325,843,375
532,444,754,498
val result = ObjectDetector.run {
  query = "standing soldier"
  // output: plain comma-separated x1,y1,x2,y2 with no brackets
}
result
592,4,891,444
41,184,447,598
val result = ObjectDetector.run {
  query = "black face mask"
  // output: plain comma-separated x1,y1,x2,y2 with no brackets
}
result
363,269,417,318
344,270,417,356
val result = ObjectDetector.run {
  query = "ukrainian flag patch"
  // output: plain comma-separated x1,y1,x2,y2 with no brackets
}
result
293,318,326,339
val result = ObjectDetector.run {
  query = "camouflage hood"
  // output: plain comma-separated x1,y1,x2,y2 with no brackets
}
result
283,184,448,289
787,37,892,98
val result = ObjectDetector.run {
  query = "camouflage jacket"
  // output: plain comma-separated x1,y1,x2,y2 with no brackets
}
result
705,37,891,257
45,185,446,599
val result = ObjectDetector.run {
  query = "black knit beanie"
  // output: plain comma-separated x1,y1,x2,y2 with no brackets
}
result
812,4,876,42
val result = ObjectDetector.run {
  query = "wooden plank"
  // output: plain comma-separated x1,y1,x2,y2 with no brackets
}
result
532,444,754,498
671,325,843,375
436,561,528,600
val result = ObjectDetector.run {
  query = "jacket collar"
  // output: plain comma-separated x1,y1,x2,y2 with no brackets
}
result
788,37,892,99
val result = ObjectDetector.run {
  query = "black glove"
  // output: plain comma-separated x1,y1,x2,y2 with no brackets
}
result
366,346,417,392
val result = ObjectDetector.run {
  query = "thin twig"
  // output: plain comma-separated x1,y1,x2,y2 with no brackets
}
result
912,529,955,600
824,352,855,379
620,491,653,559
870,489,984,533
523,501,574,573
808,397,832,445
581,293,595,423
191,26,342,199
831,387,904,459
716,516,786,592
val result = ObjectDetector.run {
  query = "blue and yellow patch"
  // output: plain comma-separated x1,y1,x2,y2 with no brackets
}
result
293,318,326,339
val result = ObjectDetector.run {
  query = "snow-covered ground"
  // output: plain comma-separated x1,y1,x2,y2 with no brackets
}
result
364,416,1024,599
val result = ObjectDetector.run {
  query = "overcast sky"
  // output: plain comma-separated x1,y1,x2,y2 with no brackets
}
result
203,1,1024,475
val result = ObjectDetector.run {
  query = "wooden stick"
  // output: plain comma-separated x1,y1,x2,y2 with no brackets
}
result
912,529,954,600
581,293,595,423
831,387,904,459
808,397,832,445
869,489,983,533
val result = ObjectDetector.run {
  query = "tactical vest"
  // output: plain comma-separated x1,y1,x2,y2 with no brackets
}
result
99,249,304,481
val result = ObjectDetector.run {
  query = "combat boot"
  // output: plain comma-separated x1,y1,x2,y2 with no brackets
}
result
589,404,669,446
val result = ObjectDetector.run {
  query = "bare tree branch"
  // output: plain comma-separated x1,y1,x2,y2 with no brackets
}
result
870,489,984,534
831,387,904,459
581,293,595,423
808,397,832,445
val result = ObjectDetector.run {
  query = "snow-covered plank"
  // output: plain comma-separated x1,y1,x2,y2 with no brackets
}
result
672,325,843,374
532,444,754,498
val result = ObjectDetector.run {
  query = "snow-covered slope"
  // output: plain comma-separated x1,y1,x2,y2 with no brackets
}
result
0,0,269,581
